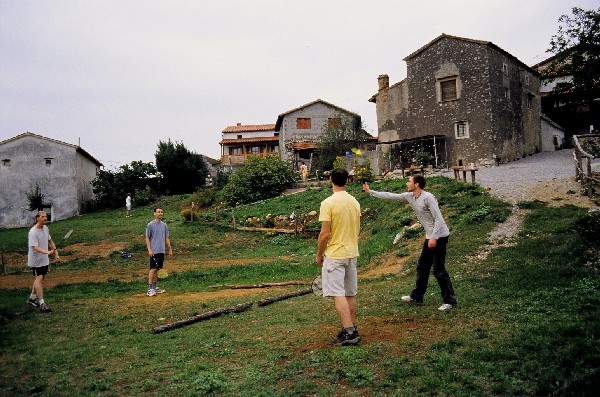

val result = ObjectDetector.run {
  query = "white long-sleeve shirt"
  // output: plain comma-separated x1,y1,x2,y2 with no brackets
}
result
369,190,450,239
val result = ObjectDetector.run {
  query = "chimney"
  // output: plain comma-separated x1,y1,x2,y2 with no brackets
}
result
378,74,389,91
237,122,242,126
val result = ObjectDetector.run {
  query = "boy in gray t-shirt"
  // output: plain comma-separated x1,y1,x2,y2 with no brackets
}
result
145,207,173,296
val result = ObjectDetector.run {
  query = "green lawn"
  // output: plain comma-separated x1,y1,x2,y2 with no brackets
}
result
1,177,598,396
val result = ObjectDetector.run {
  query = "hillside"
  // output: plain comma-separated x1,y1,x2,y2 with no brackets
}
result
1,177,599,396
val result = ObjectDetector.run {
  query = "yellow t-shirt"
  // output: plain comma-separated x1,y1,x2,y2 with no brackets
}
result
319,191,360,259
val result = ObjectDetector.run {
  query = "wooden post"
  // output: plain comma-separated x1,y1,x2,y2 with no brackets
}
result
587,157,593,198
232,206,236,230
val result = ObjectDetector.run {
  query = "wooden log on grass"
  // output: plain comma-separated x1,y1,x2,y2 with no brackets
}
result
152,301,253,334
209,281,309,290
257,288,312,307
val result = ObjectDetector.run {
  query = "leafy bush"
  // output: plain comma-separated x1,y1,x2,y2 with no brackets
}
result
413,150,433,167
190,187,219,209
26,183,44,211
92,161,157,209
573,210,600,244
333,156,346,170
354,160,374,183
220,155,296,206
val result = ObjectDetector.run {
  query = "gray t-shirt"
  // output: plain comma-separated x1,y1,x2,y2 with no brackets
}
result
370,190,450,239
28,225,51,268
145,220,169,254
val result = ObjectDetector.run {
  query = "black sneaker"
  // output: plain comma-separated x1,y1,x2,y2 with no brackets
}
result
332,328,361,346
39,303,52,313
27,297,39,307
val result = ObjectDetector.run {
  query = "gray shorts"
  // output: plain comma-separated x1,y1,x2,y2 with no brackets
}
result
321,257,358,297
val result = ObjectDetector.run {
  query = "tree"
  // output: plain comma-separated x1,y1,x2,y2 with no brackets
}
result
543,7,600,140
26,183,44,211
92,161,157,209
220,155,296,206
547,7,600,98
155,140,208,194
316,113,366,171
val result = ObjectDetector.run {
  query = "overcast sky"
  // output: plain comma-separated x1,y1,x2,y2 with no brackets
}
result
1,0,596,170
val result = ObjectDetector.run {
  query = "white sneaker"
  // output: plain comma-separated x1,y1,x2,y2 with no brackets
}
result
154,287,165,294
401,295,414,302
438,303,453,311
147,289,156,297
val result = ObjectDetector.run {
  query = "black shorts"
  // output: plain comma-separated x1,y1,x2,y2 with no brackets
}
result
32,266,49,277
149,253,164,270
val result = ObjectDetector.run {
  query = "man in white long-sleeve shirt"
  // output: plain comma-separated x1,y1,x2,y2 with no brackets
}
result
363,175,457,311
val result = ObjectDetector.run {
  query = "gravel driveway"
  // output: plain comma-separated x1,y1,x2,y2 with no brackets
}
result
443,150,584,205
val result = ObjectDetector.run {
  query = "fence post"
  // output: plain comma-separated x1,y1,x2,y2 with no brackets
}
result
232,206,236,230
587,157,593,198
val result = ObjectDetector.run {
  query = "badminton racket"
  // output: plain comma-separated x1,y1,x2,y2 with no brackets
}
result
311,275,323,296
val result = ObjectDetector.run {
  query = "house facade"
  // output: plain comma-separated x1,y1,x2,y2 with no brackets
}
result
274,99,369,171
540,114,565,152
532,53,600,143
370,34,541,168
0,132,102,228
219,123,279,170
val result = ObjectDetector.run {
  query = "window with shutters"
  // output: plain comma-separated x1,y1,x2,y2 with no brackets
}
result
436,77,459,102
527,93,534,109
454,121,469,139
327,117,341,129
296,118,311,129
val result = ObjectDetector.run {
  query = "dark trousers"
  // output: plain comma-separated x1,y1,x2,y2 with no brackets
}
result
410,236,457,305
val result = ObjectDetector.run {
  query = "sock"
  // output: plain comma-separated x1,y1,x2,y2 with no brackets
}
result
38,299,45,305
148,284,153,290
152,283,157,289
30,293,37,300
344,326,356,335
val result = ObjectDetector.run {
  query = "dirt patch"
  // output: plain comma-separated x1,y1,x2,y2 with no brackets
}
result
527,177,598,208
0,239,300,289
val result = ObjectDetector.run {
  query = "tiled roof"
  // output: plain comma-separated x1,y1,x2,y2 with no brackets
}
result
219,136,279,145
222,124,276,133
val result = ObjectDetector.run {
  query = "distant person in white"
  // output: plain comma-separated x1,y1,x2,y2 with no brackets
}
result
126,193,132,217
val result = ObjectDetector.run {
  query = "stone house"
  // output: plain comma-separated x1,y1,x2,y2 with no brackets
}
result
370,34,541,169
274,99,375,171
0,132,102,228
219,123,279,170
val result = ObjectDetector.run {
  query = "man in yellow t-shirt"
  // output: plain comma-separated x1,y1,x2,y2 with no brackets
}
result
316,168,361,346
